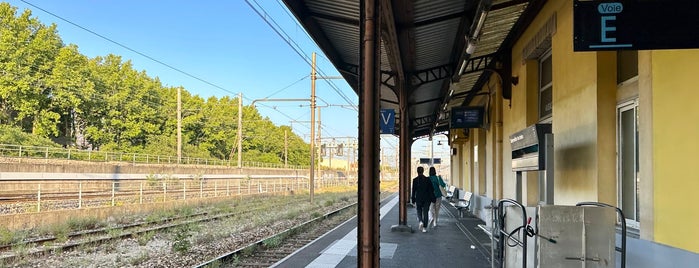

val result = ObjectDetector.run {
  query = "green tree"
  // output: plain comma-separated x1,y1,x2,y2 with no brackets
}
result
0,3,63,134
45,44,95,145
0,2,312,166
85,55,165,151
199,95,237,160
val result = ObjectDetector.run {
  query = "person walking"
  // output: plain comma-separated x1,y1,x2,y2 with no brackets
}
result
411,166,434,233
428,166,447,227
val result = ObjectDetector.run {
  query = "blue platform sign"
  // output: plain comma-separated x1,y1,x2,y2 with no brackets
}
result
380,109,395,134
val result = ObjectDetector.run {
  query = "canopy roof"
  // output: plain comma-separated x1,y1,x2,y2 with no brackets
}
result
283,0,544,139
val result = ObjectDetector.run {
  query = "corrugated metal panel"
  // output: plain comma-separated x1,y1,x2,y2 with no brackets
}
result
380,39,391,71
414,18,460,70
381,86,399,103
306,0,358,21
316,18,359,66
287,0,533,136
412,81,443,101
448,3,528,109
413,0,466,22
473,4,527,57
455,71,482,93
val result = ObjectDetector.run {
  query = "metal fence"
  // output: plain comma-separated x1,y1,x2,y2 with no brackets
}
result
0,176,357,215
0,143,308,169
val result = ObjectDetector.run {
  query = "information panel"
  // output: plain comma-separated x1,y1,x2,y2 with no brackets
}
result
574,0,699,51
419,158,441,165
451,106,484,129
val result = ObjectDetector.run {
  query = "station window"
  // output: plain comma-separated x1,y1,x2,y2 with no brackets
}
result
617,100,639,228
617,50,638,84
539,50,553,120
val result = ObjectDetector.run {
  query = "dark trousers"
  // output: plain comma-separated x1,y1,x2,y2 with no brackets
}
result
416,200,431,227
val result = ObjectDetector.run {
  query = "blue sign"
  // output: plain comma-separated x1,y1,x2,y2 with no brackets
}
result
380,109,395,134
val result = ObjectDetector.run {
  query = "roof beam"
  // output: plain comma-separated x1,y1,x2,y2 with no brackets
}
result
410,64,453,88
461,53,496,75
427,0,476,137
412,114,433,128
392,0,416,74
344,63,396,89
381,0,405,97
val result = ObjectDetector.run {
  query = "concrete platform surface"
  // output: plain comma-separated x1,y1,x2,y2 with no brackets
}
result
273,194,493,267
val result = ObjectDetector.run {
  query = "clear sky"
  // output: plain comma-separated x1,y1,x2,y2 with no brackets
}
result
6,0,451,169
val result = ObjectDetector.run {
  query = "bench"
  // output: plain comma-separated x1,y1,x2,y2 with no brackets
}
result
445,185,456,199
449,188,472,218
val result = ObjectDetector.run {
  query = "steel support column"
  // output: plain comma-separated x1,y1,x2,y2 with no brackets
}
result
390,77,412,232
358,0,380,267
399,90,411,225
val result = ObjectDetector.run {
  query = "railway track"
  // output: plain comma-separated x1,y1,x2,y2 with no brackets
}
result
1,184,397,267
0,193,308,264
196,193,395,268
195,203,357,268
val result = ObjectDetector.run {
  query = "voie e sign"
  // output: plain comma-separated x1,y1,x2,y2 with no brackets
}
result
574,0,699,51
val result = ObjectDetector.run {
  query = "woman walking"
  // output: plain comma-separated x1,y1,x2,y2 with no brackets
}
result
428,166,446,227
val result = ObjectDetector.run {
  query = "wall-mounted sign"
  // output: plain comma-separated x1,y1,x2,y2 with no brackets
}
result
574,0,699,51
379,109,395,134
451,106,485,129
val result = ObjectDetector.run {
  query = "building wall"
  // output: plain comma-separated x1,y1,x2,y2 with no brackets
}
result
453,0,699,256
648,50,699,253
501,0,699,256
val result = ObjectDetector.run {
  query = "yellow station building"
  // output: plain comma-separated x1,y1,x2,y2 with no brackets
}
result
447,0,699,263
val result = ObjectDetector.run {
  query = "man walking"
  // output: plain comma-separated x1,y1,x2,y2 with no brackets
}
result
411,166,435,233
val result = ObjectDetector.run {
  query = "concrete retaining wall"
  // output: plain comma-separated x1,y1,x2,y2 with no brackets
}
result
0,157,308,176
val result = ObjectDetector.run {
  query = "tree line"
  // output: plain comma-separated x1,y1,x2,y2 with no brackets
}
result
0,3,310,166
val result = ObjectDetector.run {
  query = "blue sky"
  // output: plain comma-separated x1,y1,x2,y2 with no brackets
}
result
6,0,452,168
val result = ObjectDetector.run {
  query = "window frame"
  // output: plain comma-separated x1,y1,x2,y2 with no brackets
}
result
617,99,640,229
539,49,553,121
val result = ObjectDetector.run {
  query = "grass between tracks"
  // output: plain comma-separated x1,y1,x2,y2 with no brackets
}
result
1,180,398,267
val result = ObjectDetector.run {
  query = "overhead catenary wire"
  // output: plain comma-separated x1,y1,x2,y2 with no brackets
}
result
18,2,307,127
245,0,358,111
264,75,310,99
20,2,310,132
22,0,348,142
18,0,240,98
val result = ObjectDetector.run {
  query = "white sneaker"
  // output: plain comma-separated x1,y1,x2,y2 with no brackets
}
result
418,222,423,230
433,220,438,227
422,228,427,233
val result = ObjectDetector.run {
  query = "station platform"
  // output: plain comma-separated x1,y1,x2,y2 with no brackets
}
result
273,194,493,267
